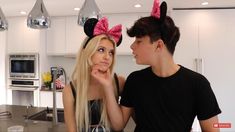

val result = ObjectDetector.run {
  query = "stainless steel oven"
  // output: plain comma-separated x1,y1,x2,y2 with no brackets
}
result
8,79,39,106
9,53,39,79
8,53,40,106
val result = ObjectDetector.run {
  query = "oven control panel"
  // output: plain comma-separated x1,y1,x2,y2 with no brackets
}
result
9,79,39,87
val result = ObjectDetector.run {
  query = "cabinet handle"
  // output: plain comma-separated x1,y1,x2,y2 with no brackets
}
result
195,58,204,74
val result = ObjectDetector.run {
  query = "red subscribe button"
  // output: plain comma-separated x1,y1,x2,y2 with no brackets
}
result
213,123,231,128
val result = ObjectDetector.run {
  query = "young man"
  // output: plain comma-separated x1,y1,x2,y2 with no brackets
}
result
92,1,221,132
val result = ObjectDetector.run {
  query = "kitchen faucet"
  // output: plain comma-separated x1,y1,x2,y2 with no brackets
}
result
51,67,66,125
52,68,58,125
24,104,33,121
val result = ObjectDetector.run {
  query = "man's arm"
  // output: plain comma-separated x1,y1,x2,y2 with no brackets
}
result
199,115,220,132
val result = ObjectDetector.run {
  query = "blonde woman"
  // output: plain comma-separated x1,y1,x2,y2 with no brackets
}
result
62,17,125,132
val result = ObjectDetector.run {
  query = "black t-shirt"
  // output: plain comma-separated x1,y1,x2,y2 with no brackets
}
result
120,66,221,132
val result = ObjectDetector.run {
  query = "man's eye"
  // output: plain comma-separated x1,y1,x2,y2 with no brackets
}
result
137,40,142,43
135,40,141,44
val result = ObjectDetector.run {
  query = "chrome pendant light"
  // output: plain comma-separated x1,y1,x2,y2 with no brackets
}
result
0,7,8,31
27,0,50,29
78,0,102,26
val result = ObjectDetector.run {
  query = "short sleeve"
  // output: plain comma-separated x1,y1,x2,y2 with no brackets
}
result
195,76,221,120
120,73,135,107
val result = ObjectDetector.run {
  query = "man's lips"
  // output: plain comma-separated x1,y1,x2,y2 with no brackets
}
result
132,52,137,58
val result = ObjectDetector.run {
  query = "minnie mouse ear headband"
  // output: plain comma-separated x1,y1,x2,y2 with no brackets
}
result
83,17,122,49
151,0,167,22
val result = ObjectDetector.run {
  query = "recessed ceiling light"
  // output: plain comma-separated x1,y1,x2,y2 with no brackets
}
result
74,8,80,11
201,2,209,6
20,11,26,15
134,4,142,8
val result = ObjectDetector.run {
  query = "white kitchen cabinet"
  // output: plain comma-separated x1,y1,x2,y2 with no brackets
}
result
172,10,235,131
46,16,85,56
39,91,63,109
172,10,199,71
46,17,66,55
65,16,86,55
107,13,139,55
7,17,41,53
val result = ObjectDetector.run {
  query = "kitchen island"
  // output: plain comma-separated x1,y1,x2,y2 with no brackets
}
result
0,105,66,132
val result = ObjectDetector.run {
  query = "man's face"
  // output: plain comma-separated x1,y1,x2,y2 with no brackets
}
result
130,36,156,65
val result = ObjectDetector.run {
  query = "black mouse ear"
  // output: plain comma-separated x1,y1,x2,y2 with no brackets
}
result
84,18,99,37
116,35,122,47
160,1,167,22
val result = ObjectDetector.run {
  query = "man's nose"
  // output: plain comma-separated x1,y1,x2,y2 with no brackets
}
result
130,42,135,50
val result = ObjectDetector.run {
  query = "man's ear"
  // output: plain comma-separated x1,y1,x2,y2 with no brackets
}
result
154,39,164,51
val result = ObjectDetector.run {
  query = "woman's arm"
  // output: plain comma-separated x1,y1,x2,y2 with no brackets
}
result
63,85,77,132
103,83,133,131
91,67,131,130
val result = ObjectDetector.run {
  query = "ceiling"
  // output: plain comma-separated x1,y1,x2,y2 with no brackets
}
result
1,0,235,17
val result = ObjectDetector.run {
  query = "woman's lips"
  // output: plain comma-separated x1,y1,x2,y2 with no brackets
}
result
98,62,109,72
100,62,109,66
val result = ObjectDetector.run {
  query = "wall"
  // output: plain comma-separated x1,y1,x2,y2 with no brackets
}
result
0,31,6,105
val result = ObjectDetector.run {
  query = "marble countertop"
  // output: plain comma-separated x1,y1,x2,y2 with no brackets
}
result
0,105,66,132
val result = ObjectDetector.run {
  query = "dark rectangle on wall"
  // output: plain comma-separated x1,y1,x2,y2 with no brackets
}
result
173,7,235,10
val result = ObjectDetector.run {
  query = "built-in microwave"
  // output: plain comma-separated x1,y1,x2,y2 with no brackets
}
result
9,53,39,79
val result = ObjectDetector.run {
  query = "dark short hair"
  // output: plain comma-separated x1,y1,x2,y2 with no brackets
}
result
127,16,180,54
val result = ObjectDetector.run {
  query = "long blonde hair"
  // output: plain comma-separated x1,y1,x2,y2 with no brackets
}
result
72,34,118,131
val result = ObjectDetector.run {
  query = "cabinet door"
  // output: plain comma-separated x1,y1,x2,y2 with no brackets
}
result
46,17,66,55
40,91,64,108
198,10,235,131
172,10,235,131
107,14,139,55
65,16,86,56
7,17,40,53
172,11,200,131
172,10,199,71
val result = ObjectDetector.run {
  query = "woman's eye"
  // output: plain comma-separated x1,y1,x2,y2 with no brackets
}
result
97,47,105,52
109,51,114,56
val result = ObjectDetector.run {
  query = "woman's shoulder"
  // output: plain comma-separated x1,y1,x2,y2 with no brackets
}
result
118,75,125,88
114,74,126,94
63,84,72,96
62,83,75,106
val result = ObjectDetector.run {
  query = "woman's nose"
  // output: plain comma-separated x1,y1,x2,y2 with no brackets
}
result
104,52,110,59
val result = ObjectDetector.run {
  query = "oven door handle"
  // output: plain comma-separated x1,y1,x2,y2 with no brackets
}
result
9,86,38,91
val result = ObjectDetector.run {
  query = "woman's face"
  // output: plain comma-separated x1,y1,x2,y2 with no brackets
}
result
91,39,115,72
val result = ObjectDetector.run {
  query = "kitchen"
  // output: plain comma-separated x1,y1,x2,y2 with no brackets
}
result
1,0,235,131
